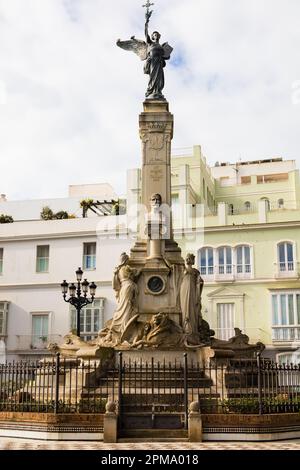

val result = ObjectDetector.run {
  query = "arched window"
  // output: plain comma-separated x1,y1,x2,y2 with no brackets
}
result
278,199,284,209
276,351,300,385
244,201,251,212
236,245,251,274
278,242,294,272
199,247,214,276
228,204,234,215
260,197,270,211
217,246,232,274
277,352,300,365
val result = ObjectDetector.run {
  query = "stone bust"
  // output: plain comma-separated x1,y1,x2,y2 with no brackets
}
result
150,193,162,212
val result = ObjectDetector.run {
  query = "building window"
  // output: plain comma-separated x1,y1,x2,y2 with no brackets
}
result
199,247,214,276
36,245,49,273
71,299,105,341
277,353,300,365
171,194,180,218
219,176,231,187
272,292,300,342
241,176,251,185
244,201,251,212
31,314,49,349
0,248,3,275
236,245,251,274
83,242,96,270
278,242,294,272
260,197,270,211
261,197,270,210
278,199,284,209
217,303,235,340
0,302,9,336
257,173,288,183
171,194,179,207
218,247,232,274
202,178,206,199
228,204,234,215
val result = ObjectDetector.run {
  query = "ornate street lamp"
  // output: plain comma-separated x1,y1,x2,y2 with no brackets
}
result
61,268,97,338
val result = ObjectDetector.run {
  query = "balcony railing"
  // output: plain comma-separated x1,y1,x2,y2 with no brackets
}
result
9,335,63,352
214,328,269,344
200,265,252,281
274,262,299,279
272,326,300,342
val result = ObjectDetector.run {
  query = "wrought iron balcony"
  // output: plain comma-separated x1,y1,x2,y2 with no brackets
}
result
274,262,299,279
200,264,252,282
272,326,300,343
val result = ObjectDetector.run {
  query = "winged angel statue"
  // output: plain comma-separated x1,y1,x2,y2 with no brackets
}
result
117,10,173,100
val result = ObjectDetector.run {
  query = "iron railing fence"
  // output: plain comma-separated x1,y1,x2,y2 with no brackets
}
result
0,355,117,414
0,353,299,415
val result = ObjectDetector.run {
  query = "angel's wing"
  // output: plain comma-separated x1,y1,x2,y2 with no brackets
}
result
162,42,173,60
116,37,148,61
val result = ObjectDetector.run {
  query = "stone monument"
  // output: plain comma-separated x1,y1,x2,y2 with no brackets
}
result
54,2,264,362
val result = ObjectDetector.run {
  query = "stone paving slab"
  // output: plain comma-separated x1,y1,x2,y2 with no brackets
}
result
0,438,300,450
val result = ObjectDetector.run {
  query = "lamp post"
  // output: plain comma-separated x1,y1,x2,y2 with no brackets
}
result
61,268,97,338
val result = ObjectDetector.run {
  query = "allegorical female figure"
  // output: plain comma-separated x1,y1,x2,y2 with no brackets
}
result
109,253,140,340
117,10,173,100
180,253,204,338
144,15,166,99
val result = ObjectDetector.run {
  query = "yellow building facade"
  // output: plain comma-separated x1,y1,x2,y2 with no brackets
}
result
169,146,300,361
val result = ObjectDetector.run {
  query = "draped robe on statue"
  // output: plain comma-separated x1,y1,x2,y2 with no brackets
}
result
110,265,139,337
144,42,166,99
180,266,203,336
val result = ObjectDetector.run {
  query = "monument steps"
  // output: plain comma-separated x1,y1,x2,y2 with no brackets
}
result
118,428,189,441
97,369,214,389
117,437,189,442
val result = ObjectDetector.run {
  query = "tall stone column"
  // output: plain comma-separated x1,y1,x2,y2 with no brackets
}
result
131,100,181,264
129,101,184,324
140,100,173,224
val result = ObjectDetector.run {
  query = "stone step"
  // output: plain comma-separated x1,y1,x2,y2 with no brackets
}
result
105,370,210,378
117,437,189,443
80,389,219,398
98,378,213,387
118,428,188,440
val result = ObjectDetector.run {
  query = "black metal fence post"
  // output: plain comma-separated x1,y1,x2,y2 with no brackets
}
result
183,353,188,429
54,353,60,414
257,352,263,415
118,352,123,422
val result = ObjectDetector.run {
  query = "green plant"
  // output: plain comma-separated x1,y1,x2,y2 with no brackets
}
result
78,398,107,413
80,199,94,208
80,199,94,218
55,210,69,220
40,206,54,220
220,396,300,414
111,199,127,215
0,214,14,223
40,207,73,220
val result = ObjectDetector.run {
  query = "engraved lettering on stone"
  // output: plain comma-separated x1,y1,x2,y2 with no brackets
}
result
148,122,167,131
148,133,165,162
150,166,163,182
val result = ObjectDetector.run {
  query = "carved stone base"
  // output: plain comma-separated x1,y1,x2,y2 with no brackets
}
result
114,346,214,367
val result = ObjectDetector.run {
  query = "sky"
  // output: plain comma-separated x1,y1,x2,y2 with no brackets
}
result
0,0,299,200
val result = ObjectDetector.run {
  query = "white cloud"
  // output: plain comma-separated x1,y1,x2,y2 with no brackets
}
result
0,0,299,200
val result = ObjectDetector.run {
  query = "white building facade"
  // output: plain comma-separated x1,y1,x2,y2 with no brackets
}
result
1,148,300,363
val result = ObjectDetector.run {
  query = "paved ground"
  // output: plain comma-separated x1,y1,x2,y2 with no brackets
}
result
0,437,300,450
